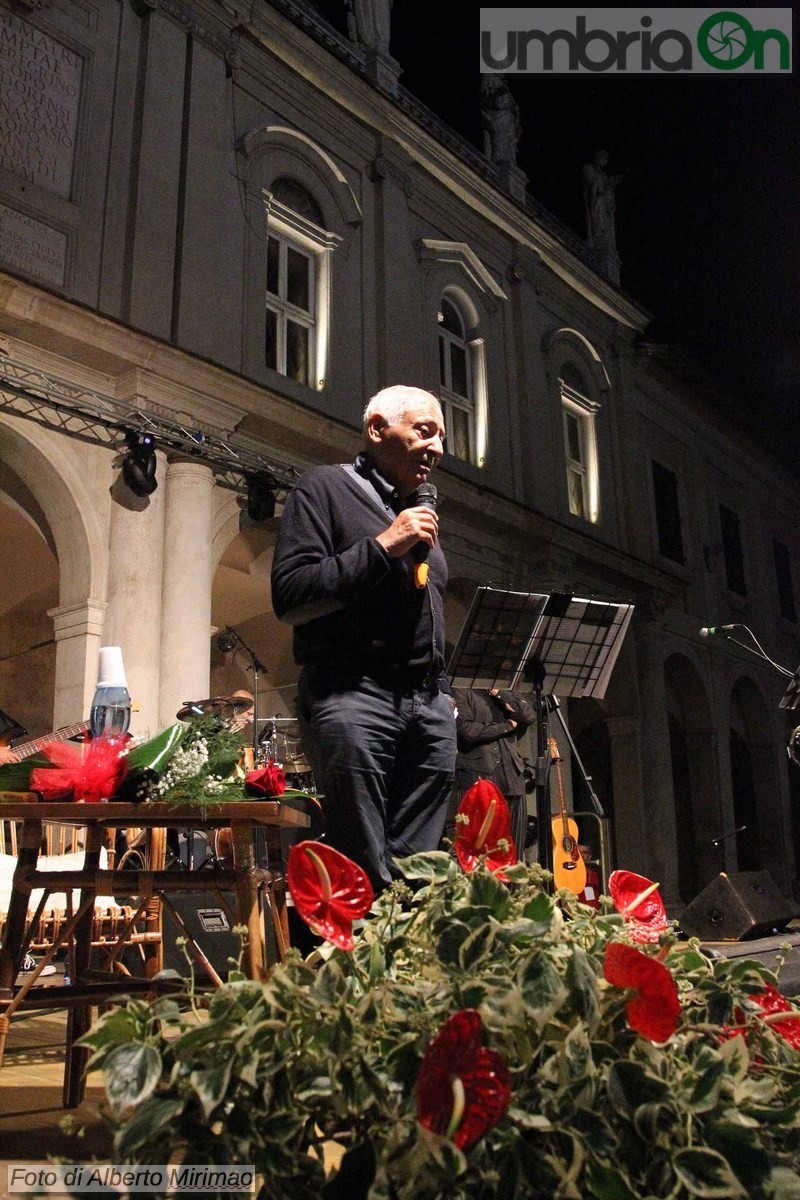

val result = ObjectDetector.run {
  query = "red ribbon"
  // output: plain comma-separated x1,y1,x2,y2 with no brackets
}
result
30,735,128,804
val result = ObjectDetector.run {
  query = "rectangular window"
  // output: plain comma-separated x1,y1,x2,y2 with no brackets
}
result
265,232,315,385
651,461,685,564
564,409,587,519
719,504,747,595
773,539,797,622
560,381,600,524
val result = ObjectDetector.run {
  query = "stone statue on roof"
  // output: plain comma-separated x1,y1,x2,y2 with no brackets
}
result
349,0,393,55
480,75,522,167
583,149,623,284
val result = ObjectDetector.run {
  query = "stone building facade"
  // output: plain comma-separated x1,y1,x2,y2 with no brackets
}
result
0,0,798,910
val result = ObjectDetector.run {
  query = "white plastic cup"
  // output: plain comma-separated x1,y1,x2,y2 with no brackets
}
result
96,646,128,689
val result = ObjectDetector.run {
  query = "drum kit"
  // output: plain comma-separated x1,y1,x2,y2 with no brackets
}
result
175,695,315,789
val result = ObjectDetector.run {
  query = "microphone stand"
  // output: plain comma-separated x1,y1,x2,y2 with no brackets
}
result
218,626,269,867
711,824,747,874
218,626,268,757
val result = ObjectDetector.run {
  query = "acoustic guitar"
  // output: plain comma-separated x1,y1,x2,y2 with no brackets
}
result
549,738,587,894
0,723,90,763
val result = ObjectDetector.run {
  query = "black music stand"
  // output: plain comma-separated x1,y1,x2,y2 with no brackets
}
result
448,587,634,875
779,666,800,712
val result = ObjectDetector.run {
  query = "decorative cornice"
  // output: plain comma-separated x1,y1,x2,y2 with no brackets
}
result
130,0,240,66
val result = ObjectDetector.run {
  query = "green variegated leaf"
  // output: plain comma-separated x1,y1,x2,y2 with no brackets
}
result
585,1160,640,1200
606,1061,672,1116
467,870,511,919
458,919,496,969
115,1096,186,1158
435,921,472,964
521,891,556,933
395,851,455,881
673,1147,747,1197
189,1061,234,1120
689,1055,728,1112
517,951,568,1026
104,1043,163,1113
566,945,600,1022
705,1121,771,1192
770,1167,800,1200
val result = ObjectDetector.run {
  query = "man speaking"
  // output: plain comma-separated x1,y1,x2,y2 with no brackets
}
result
271,385,456,892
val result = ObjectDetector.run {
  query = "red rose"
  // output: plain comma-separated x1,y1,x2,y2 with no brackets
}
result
244,758,286,797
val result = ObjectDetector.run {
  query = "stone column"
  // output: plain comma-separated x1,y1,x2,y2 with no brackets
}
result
634,622,682,909
158,459,215,730
606,713,644,868
103,450,167,737
47,600,107,730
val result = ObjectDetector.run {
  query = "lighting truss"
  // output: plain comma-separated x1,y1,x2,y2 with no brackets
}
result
0,356,299,497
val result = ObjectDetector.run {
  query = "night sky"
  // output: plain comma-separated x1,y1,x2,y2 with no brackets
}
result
316,1,800,470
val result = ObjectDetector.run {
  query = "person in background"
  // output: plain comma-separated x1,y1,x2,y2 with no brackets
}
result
577,843,602,909
271,384,456,893
452,685,536,860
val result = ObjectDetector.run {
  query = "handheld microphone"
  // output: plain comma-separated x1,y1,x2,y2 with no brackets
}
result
699,624,738,638
412,481,437,589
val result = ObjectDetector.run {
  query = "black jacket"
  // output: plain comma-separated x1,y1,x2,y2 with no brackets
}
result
453,687,536,797
271,455,448,676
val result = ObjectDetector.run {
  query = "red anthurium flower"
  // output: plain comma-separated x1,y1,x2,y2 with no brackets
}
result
454,779,516,878
30,734,128,804
244,759,286,797
287,841,373,951
749,984,800,1049
608,869,668,944
604,942,681,1043
416,1009,511,1151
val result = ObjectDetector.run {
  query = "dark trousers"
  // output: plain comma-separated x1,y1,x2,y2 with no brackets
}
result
296,668,457,892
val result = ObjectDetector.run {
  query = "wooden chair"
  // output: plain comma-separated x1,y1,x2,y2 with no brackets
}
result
0,816,164,981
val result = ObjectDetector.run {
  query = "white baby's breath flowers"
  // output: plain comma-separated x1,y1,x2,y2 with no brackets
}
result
152,738,210,798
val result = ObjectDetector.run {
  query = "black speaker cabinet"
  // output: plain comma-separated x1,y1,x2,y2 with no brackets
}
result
679,871,797,941
161,891,243,982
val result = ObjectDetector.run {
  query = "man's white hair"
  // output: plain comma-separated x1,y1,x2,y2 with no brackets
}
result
362,385,442,432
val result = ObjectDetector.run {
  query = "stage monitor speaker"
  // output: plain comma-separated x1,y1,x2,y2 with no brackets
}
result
160,891,244,982
679,870,797,942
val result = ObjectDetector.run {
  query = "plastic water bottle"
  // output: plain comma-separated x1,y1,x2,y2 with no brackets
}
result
90,646,131,741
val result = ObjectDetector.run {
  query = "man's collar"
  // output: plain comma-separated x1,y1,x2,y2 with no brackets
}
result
354,451,400,509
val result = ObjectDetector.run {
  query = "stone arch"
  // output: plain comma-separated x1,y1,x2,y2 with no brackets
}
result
0,415,109,728
209,495,295,709
728,674,777,874
541,326,611,394
664,652,718,901
0,415,107,605
239,125,362,229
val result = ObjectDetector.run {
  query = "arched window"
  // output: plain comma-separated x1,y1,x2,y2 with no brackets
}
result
264,177,338,389
560,361,600,523
437,290,487,466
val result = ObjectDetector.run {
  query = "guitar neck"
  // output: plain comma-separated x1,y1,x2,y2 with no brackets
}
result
11,723,89,762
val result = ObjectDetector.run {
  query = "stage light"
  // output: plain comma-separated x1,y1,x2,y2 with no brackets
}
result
122,431,158,497
246,472,276,521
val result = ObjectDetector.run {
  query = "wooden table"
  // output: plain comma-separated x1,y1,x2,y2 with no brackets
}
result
0,797,310,1106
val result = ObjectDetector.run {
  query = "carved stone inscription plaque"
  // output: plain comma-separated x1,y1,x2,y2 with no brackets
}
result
0,10,83,199
0,203,67,286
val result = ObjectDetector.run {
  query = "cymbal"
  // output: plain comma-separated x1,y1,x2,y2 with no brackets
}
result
176,695,253,721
